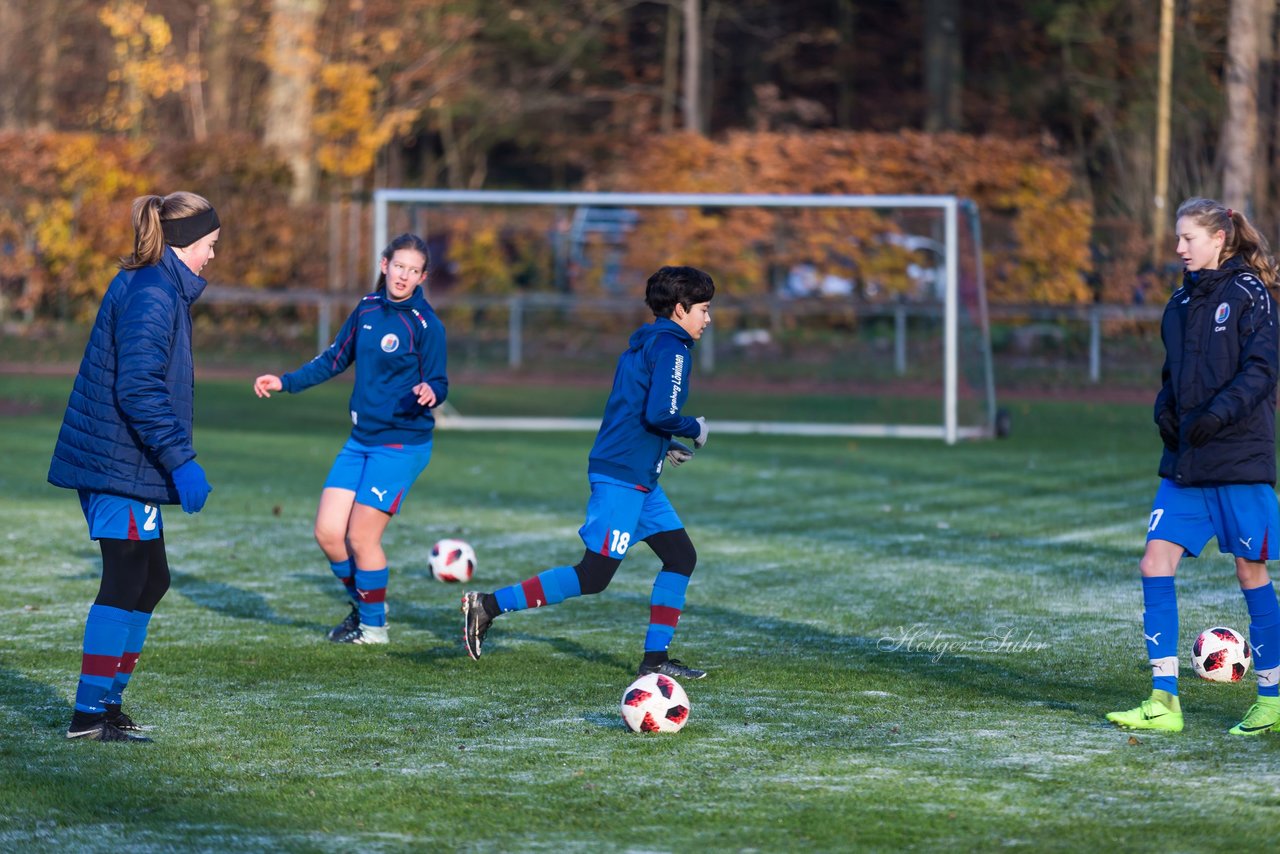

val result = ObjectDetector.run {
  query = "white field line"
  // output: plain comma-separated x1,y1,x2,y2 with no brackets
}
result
436,415,988,440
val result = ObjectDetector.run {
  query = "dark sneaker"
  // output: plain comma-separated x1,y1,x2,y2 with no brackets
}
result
638,658,707,680
330,623,388,644
103,708,149,733
327,603,360,641
462,591,493,660
66,719,152,742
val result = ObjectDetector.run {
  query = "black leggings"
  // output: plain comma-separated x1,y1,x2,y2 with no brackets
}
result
571,528,698,595
95,535,171,613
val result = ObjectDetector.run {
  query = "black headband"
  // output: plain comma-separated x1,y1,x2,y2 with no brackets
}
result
162,207,220,247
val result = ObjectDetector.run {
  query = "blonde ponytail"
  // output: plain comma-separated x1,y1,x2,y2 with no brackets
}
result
119,191,215,270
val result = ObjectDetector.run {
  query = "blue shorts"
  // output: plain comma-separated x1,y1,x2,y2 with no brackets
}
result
579,474,684,558
78,491,164,541
1146,478,1280,560
323,437,432,515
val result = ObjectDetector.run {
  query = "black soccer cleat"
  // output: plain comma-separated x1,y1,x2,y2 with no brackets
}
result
638,658,707,680
327,603,360,641
462,591,494,661
103,708,149,733
66,719,153,743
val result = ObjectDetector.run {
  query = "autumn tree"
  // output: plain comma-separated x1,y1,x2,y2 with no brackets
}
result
264,0,326,205
1222,0,1263,213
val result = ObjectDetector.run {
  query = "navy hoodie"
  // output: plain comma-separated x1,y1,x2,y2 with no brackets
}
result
282,287,448,445
1155,256,1278,485
588,317,702,488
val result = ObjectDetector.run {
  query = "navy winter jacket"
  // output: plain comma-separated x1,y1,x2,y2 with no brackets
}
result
48,247,207,504
588,318,702,488
282,287,448,445
1155,256,1279,486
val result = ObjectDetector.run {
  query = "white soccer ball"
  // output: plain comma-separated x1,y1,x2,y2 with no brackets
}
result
1192,626,1252,683
620,672,690,734
429,538,476,583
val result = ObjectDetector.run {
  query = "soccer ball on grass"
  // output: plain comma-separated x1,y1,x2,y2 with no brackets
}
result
1191,626,1251,682
429,538,476,583
620,672,690,733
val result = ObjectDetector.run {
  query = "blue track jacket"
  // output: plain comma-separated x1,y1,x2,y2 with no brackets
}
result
588,318,702,488
48,247,205,504
282,287,448,445
1156,256,1278,486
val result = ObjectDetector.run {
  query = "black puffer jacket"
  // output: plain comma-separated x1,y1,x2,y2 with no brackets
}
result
1155,255,1278,486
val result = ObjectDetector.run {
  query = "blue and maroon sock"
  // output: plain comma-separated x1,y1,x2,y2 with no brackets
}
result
493,566,581,613
101,610,152,707
330,558,357,603
644,571,691,655
74,604,132,715
1242,581,1280,698
1142,575,1179,696
355,566,389,627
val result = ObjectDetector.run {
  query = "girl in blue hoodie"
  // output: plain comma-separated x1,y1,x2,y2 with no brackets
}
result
462,265,713,679
254,234,448,645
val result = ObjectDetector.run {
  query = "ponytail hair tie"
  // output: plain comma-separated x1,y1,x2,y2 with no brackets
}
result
1227,208,1234,218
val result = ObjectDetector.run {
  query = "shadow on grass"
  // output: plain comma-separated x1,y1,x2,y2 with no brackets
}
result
170,569,329,635
396,588,1157,728
0,666,73,731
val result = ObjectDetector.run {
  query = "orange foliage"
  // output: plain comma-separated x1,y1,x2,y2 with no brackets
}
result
0,133,151,318
597,131,1094,304
0,131,326,319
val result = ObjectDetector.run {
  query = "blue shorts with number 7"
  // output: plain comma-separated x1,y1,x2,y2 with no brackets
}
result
1146,478,1280,560
579,474,684,559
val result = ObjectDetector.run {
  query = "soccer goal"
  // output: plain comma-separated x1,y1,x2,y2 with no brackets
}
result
372,189,996,443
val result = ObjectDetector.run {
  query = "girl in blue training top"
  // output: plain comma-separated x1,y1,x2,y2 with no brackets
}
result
463,265,713,680
49,191,220,742
253,233,448,645
1108,198,1280,736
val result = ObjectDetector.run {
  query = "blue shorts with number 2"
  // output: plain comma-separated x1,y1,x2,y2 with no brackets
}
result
78,491,164,541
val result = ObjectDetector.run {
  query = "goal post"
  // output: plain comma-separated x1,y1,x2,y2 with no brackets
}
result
372,189,996,444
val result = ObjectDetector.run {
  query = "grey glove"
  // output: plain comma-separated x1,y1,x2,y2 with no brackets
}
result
666,440,695,468
693,416,709,449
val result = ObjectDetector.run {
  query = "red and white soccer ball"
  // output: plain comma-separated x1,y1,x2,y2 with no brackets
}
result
620,672,690,734
1192,626,1252,682
429,538,476,583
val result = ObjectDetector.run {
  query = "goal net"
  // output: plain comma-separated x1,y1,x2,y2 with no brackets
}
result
372,190,996,443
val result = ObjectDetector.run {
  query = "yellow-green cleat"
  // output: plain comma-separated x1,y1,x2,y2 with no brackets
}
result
1228,697,1280,736
1106,690,1184,733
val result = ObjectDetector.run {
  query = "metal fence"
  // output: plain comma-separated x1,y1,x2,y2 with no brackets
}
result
200,286,1163,385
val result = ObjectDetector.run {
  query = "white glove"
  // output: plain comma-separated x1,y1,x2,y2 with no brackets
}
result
693,416,709,449
666,440,695,468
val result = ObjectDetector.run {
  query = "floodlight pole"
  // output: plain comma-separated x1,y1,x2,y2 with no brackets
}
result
1152,0,1174,265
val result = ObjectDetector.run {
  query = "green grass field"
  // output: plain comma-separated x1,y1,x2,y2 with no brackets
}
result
2,373,1279,851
